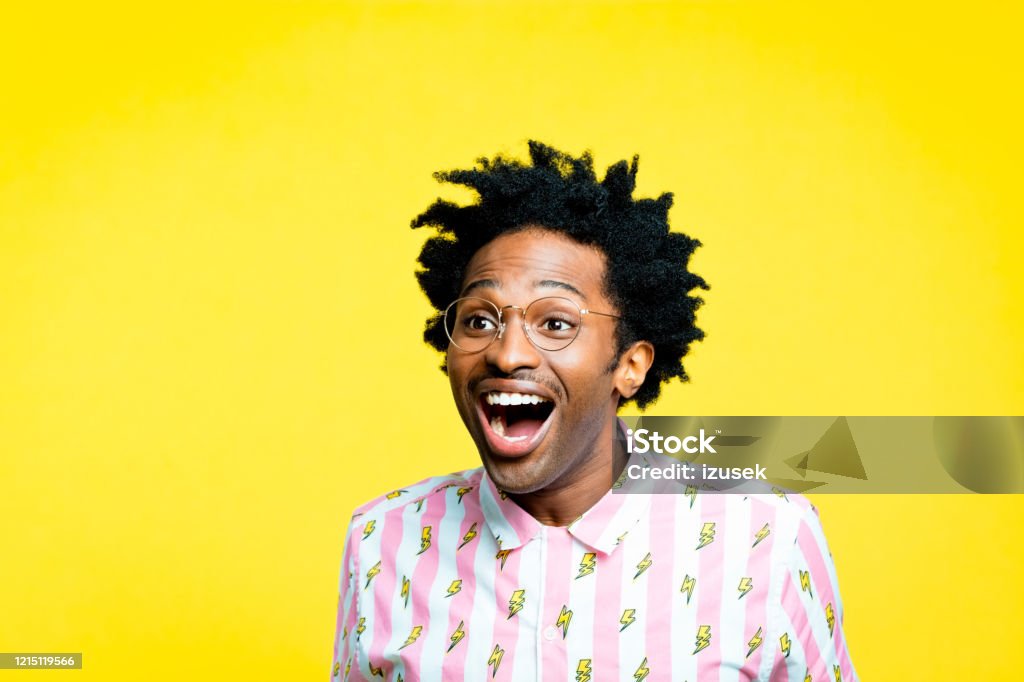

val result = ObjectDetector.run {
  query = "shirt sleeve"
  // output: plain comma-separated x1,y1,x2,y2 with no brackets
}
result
770,504,858,681
330,515,366,681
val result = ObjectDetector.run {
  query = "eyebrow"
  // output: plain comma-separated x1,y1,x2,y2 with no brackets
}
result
537,279,587,301
459,278,587,301
460,279,498,297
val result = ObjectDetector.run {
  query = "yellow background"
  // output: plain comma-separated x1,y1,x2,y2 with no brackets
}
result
2,2,1021,679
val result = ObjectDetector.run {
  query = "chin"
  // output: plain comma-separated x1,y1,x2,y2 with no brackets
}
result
481,445,569,494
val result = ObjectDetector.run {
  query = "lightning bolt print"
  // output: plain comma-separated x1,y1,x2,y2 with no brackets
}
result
826,602,835,637
333,661,340,677
799,569,813,598
507,589,525,619
368,662,383,678
447,620,465,653
694,625,712,654
803,669,812,682
576,552,596,579
417,526,432,555
771,486,788,501
345,658,351,679
487,644,504,678
355,617,366,637
446,579,462,598
738,576,753,599
620,608,637,632
576,659,593,682
633,656,650,682
746,626,764,658
362,520,376,539
780,632,792,658
556,605,573,639
752,522,771,548
399,625,423,649
364,560,381,589
385,488,407,500
697,522,716,549
401,576,410,608
495,548,512,571
634,552,653,580
834,664,842,682
685,484,697,508
458,522,478,550
414,498,425,513
680,574,696,604
457,486,472,503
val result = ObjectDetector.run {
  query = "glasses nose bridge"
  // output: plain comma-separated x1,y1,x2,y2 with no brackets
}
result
495,303,528,340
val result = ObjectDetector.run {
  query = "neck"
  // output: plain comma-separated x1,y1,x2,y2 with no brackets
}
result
507,411,628,526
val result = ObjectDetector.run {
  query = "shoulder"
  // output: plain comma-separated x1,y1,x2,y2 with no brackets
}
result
344,467,485,534
742,489,819,521
737,490,823,541
652,486,824,545
721,491,839,580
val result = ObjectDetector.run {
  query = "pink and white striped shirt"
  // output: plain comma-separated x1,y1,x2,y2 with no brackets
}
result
331,454,857,681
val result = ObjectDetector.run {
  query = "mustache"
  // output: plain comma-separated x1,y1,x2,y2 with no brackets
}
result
469,370,564,401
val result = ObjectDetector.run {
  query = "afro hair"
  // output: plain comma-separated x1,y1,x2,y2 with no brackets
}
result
411,140,708,409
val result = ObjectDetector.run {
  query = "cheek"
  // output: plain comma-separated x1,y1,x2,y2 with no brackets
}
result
551,357,616,407
445,351,478,397
445,354,478,427
445,349,462,387
568,328,618,369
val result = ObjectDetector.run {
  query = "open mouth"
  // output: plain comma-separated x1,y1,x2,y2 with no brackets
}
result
478,391,556,455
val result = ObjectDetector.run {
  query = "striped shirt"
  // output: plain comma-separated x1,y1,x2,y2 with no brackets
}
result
331,453,857,681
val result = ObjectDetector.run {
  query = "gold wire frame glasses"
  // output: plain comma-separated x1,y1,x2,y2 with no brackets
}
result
443,296,620,352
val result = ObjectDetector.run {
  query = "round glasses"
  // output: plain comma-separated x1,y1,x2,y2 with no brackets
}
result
443,296,620,353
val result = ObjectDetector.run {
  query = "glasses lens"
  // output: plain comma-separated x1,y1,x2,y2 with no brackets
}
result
445,297,500,351
525,297,582,350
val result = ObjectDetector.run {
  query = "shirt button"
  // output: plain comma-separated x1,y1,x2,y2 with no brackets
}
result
543,626,558,641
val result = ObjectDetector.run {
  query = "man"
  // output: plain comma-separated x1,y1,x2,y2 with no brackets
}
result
331,142,857,681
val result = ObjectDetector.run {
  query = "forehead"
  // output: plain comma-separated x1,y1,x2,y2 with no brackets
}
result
460,228,609,300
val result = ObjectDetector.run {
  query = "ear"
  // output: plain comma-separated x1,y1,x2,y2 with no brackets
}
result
612,341,655,399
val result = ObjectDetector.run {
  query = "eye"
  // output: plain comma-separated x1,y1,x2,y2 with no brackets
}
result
542,319,572,332
465,314,497,331
536,314,578,335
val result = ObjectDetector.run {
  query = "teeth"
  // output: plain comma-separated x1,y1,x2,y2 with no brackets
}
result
486,391,550,443
490,415,506,437
489,415,527,442
485,392,551,405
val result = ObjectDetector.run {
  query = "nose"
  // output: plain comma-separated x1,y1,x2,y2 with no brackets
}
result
485,308,542,373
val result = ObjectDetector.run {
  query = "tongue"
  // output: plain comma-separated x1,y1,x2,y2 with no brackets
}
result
506,418,545,439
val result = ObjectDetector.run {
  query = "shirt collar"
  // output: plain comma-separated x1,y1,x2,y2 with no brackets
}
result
479,450,653,556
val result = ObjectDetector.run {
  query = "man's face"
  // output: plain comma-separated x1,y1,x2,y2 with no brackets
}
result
446,227,627,494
